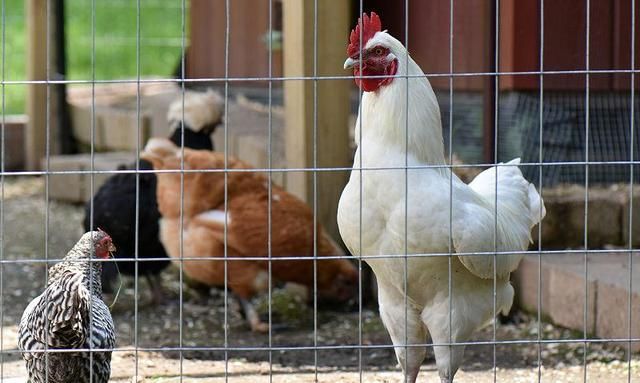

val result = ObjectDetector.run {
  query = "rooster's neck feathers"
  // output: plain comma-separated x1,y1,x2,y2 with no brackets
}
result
355,32,446,167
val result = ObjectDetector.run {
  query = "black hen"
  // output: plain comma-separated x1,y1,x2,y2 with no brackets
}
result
83,90,223,302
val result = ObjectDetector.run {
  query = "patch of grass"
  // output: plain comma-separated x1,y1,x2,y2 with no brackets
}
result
3,0,27,114
2,0,189,115
66,0,189,81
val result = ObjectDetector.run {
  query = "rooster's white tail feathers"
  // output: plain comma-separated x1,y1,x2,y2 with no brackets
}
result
469,158,545,233
527,182,546,230
455,158,545,279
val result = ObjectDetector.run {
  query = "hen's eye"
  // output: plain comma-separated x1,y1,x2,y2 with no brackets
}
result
375,48,384,56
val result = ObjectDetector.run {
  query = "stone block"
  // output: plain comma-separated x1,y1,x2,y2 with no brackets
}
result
596,279,640,352
546,258,597,334
513,255,551,314
593,252,640,352
538,185,624,249
46,152,135,203
621,186,640,248
68,83,176,151
235,134,285,186
516,252,640,348
71,105,152,152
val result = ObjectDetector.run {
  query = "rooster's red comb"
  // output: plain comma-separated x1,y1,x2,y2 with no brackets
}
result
347,12,382,58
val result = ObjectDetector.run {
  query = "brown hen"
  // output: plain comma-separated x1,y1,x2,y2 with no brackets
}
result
143,138,358,332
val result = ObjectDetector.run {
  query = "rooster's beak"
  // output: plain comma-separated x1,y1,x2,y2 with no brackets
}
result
343,57,358,69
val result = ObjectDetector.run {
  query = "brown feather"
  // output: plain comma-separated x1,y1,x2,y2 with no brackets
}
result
145,139,358,304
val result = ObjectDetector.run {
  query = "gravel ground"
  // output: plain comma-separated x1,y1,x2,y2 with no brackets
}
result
1,177,639,382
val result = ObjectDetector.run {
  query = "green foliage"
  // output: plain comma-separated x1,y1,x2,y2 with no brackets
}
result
2,0,27,114
1,0,189,115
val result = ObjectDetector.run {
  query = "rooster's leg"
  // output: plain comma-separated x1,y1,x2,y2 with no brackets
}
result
421,306,467,383
146,274,166,305
426,330,465,383
378,286,426,383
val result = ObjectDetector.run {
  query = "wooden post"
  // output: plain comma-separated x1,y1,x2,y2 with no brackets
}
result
26,0,48,170
282,0,351,239
483,0,497,164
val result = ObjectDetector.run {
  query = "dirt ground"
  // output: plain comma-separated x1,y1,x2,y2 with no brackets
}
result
1,177,639,382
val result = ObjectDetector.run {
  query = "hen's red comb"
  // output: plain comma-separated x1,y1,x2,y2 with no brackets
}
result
347,12,382,58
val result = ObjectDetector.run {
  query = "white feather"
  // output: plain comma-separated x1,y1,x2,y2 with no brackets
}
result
338,29,545,381
195,209,231,226
166,89,224,131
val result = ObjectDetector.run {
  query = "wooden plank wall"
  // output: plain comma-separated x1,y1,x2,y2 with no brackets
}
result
188,0,282,82
188,0,640,91
361,0,489,91
501,0,640,91
359,0,640,92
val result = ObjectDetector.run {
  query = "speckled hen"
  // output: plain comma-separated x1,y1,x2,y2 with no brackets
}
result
18,230,116,383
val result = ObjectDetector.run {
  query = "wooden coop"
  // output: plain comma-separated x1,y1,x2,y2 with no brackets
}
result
22,0,640,225
10,0,640,375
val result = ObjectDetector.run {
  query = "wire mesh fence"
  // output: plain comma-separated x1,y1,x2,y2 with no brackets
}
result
1,0,640,382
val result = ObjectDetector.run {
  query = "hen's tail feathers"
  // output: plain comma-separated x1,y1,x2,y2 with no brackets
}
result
166,89,224,133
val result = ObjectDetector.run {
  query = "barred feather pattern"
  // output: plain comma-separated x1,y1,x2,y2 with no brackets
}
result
18,232,116,383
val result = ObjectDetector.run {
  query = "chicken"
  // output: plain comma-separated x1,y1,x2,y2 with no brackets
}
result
337,13,546,382
83,89,223,303
18,230,116,383
142,138,358,332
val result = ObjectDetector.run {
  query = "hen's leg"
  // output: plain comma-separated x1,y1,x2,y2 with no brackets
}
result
236,297,269,333
377,284,426,383
229,263,272,333
146,274,166,305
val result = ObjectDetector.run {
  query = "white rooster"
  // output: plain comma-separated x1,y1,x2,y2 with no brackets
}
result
337,12,546,383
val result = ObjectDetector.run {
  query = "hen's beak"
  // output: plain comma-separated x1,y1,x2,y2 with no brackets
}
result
108,242,116,253
343,57,358,69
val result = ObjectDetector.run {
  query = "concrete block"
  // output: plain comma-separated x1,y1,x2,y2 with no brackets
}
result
211,126,226,152
596,279,640,352
45,152,135,203
236,134,268,169
547,262,597,334
235,134,285,187
593,252,640,352
621,186,640,248
68,83,176,151
188,96,289,189
515,252,640,345
71,105,151,152
539,186,624,249
513,255,551,314
97,109,151,151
